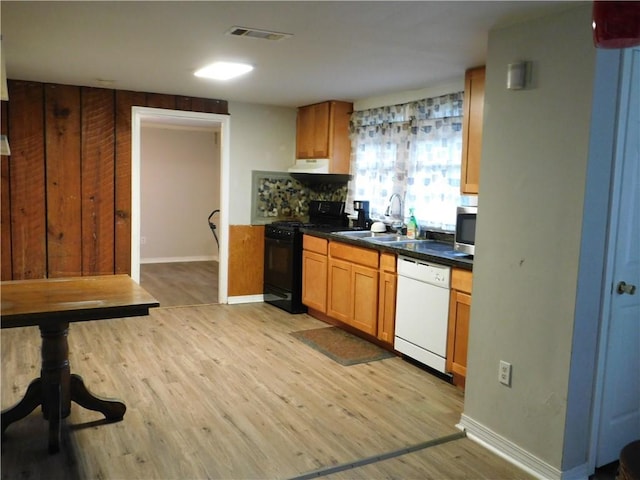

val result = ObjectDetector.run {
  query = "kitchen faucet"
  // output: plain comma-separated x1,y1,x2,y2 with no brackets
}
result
385,193,404,232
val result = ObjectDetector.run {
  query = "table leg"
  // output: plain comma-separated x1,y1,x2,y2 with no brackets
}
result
1,378,43,435
47,383,62,454
39,322,70,454
70,374,126,421
2,321,126,454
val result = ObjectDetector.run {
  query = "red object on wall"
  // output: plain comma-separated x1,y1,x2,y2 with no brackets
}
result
593,1,640,48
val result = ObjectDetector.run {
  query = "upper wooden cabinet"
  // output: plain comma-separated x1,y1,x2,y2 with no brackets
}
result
296,101,353,174
461,67,485,195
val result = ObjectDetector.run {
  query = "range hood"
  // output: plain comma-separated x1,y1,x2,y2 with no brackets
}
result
288,159,330,174
288,159,351,184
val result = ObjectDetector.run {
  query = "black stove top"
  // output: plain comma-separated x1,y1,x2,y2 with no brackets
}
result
266,200,349,233
265,221,308,234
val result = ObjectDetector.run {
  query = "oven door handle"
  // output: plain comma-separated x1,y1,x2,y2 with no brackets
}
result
265,236,293,245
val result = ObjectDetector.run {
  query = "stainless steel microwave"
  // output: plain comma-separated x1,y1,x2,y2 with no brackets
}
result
454,206,477,256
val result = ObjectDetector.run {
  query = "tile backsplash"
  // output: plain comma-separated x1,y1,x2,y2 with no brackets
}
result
251,171,348,224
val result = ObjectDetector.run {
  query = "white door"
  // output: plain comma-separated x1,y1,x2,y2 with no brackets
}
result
596,47,640,466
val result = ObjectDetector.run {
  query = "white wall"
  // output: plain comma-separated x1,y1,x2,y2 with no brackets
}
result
461,4,597,474
138,102,296,259
227,101,297,225
140,125,219,262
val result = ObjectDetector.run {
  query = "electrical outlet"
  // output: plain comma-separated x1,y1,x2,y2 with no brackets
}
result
499,360,512,386
141,236,147,245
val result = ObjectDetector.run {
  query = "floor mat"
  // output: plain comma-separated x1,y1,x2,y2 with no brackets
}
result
290,326,395,366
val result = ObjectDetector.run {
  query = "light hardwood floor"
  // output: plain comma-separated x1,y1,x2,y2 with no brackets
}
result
140,260,218,307
1,302,532,479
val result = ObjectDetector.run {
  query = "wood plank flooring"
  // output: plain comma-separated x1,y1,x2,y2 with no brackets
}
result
140,260,218,307
1,302,532,479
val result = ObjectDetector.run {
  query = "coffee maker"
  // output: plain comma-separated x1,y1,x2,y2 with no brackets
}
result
353,200,370,229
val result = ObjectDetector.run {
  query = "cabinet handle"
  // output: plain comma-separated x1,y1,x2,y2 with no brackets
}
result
616,281,637,295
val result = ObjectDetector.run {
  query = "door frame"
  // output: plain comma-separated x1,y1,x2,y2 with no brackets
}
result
131,107,230,304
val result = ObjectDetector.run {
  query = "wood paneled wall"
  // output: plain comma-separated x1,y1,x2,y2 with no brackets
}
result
228,225,265,296
0,80,228,280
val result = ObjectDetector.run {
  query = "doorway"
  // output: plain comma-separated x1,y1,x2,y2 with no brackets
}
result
139,122,219,306
131,107,230,305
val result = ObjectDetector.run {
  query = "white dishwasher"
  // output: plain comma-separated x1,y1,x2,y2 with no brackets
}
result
394,255,451,373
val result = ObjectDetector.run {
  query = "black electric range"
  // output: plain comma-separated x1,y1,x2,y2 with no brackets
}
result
263,201,348,313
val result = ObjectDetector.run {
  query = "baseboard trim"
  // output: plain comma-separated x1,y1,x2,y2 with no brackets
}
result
560,463,592,480
458,414,564,480
227,295,264,305
141,255,217,264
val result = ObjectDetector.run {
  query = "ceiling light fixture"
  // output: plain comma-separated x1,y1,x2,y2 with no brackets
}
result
194,61,254,81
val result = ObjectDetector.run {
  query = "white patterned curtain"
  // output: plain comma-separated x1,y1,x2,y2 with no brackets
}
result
347,93,463,232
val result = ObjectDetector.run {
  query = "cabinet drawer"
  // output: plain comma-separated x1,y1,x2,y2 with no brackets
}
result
329,242,379,269
380,253,396,273
451,268,473,294
303,235,328,255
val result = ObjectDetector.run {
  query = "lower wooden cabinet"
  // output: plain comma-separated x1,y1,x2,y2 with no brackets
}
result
327,257,352,323
446,268,473,388
302,235,474,376
377,253,397,344
302,235,398,345
350,263,379,335
327,242,379,336
302,236,328,312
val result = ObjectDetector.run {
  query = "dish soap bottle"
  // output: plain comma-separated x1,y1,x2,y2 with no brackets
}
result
407,208,418,239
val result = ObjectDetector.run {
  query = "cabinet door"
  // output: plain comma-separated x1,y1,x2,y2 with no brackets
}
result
377,271,397,344
446,289,472,388
461,67,485,195
302,250,327,312
296,105,314,158
296,102,330,159
311,102,331,157
351,264,378,335
327,257,351,323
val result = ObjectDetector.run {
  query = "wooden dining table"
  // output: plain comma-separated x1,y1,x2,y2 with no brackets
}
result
1,275,159,453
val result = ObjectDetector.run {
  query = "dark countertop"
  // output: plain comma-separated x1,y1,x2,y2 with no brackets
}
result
301,228,474,271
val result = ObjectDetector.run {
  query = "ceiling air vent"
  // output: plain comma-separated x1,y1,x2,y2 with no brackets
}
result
226,26,292,41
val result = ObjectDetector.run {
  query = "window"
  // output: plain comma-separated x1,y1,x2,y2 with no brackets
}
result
347,93,464,232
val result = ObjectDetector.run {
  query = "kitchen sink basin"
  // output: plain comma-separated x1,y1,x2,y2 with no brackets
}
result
334,230,425,244
363,235,415,244
383,239,429,246
333,230,394,239
331,231,471,260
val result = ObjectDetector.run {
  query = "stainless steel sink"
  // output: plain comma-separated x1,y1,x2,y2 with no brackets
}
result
383,239,428,246
331,230,469,259
334,230,432,244
333,230,393,239
364,235,426,245
332,230,469,260
363,235,414,244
